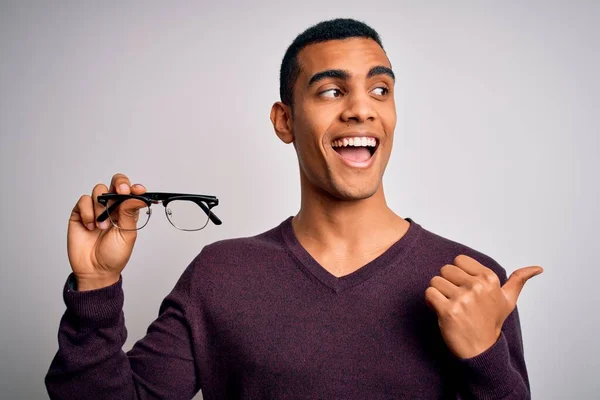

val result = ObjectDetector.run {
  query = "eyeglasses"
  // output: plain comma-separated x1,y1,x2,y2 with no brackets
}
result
96,192,222,231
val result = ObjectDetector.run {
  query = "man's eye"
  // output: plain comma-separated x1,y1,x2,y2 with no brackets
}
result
371,87,389,96
320,88,342,98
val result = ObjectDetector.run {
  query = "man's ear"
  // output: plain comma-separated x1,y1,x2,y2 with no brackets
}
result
270,102,294,144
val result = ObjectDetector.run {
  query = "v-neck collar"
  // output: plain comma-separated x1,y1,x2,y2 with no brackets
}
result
280,216,422,293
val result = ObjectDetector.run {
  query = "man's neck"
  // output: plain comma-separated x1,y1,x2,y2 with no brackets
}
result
291,183,410,276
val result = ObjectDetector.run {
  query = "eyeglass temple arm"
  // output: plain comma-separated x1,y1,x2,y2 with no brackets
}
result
198,201,223,225
96,199,125,222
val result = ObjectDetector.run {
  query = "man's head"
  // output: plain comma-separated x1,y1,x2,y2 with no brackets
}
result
270,19,396,201
279,19,384,109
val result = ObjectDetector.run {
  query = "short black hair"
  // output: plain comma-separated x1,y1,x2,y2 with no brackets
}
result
279,18,384,108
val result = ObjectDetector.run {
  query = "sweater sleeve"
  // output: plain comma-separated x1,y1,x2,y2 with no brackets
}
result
45,262,200,400
455,265,531,400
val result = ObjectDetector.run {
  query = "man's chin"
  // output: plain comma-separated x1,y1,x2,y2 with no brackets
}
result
327,182,381,202
300,169,383,202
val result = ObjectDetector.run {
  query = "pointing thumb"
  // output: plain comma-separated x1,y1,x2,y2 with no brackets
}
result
502,266,543,306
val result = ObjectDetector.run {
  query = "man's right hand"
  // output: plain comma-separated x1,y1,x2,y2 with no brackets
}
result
67,173,147,291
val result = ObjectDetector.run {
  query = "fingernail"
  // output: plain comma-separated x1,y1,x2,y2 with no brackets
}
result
99,220,109,230
119,183,129,193
86,223,95,231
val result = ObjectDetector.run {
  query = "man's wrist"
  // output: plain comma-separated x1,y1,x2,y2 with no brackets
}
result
73,274,120,291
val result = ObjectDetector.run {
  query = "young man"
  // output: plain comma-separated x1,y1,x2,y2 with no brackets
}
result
46,19,541,399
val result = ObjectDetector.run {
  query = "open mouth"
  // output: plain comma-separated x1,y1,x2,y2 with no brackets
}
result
331,136,378,164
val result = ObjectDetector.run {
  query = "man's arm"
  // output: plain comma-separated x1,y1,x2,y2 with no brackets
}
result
45,262,199,400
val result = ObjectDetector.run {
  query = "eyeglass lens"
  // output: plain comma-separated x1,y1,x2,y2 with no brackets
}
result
165,199,210,231
105,197,151,231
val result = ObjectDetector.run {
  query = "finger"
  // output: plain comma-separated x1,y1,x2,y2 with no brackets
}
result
425,286,449,313
107,174,143,230
71,195,96,231
429,276,460,299
502,266,544,306
92,183,110,229
454,255,502,288
453,254,487,276
109,173,132,195
440,264,474,287
116,196,148,230
130,183,147,196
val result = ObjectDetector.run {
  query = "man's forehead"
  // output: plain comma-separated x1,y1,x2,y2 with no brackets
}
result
297,38,390,78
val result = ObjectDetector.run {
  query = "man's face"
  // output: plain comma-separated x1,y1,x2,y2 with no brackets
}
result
291,37,396,201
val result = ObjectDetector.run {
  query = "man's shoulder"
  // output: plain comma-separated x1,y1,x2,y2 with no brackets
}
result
181,220,292,289
417,221,507,280
195,220,288,267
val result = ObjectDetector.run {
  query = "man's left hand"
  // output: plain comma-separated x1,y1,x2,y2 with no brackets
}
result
425,255,543,359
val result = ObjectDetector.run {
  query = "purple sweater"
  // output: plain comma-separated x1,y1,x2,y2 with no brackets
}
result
46,217,530,399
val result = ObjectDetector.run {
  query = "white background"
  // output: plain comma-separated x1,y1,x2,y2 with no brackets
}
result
1,1,598,398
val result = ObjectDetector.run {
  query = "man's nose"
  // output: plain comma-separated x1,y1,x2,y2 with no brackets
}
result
340,91,376,123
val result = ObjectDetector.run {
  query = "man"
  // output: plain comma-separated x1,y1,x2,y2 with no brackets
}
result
46,18,541,399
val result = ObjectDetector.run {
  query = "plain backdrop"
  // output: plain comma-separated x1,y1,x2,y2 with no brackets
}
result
1,1,598,399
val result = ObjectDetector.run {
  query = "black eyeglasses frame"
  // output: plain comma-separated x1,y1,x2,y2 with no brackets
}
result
96,192,222,230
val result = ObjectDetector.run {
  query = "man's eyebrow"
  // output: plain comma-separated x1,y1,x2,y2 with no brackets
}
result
367,65,395,81
307,69,350,87
307,66,395,87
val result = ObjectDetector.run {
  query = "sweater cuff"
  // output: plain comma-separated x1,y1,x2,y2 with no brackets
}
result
63,273,124,329
458,332,517,398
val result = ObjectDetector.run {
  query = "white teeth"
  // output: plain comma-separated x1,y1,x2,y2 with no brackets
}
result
332,136,378,148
